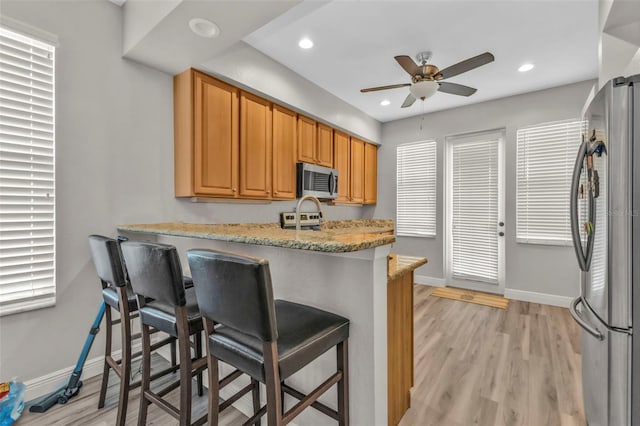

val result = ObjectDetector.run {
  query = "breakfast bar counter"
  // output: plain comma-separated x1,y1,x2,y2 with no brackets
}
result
118,219,395,253
117,220,420,425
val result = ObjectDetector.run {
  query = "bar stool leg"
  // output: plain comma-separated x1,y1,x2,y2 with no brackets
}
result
170,339,177,367
115,307,132,426
195,332,204,397
178,309,192,426
251,379,261,426
98,305,112,409
263,341,283,426
337,340,349,426
137,323,152,426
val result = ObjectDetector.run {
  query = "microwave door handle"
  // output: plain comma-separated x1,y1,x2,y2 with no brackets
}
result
328,172,335,195
570,141,588,271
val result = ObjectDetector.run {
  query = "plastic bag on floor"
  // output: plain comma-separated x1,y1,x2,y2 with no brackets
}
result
0,382,25,425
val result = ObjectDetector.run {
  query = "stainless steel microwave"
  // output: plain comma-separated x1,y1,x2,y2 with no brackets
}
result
296,162,339,199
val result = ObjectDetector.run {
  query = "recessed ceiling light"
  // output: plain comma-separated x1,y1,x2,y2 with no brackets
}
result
380,100,391,106
189,18,220,38
518,63,534,72
298,38,314,49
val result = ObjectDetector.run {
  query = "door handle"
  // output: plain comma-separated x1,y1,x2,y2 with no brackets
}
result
569,297,604,340
498,232,504,237
570,141,589,271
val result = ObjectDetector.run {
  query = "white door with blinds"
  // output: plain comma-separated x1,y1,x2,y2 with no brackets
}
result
0,26,56,315
446,130,505,292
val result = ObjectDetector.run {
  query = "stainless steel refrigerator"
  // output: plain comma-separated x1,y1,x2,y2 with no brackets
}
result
570,74,639,426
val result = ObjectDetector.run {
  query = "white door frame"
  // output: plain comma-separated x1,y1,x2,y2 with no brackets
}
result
444,128,506,294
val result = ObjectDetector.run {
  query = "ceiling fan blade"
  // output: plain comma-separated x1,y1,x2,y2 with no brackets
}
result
401,93,416,108
394,55,420,76
360,83,411,93
437,82,477,97
438,52,495,79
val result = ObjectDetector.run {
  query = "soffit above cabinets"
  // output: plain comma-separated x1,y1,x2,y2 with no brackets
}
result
121,0,301,75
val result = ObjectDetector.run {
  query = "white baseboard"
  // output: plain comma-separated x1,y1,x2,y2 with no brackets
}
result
24,353,107,402
504,289,573,308
414,275,446,287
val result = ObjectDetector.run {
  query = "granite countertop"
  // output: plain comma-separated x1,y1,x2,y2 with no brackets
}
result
387,254,428,281
117,219,395,253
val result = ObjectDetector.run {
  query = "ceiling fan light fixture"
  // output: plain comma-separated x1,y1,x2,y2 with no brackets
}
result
410,80,439,100
380,99,391,106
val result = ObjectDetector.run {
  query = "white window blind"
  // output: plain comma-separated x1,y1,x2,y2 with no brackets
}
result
516,119,584,245
450,137,500,283
0,26,56,315
396,140,436,237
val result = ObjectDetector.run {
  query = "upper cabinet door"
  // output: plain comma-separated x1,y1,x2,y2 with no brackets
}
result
364,142,378,204
272,105,297,200
350,137,365,203
239,91,272,198
333,131,351,203
297,115,316,164
316,123,334,167
193,72,239,197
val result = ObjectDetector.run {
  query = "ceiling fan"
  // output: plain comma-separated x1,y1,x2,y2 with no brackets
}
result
360,51,495,108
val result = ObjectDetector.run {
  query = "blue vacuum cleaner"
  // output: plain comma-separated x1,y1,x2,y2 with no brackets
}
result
28,302,106,413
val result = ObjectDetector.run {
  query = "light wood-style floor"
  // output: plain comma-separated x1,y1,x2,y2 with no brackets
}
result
18,353,248,425
400,285,585,426
18,285,584,426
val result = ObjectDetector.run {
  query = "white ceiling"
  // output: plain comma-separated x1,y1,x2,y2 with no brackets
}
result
244,0,599,122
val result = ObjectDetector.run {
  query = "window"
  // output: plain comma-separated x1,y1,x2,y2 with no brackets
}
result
0,26,56,315
516,119,585,245
396,140,436,237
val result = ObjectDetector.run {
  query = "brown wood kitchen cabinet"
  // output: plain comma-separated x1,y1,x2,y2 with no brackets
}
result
350,137,365,203
174,69,239,197
364,142,378,204
239,91,272,199
316,123,334,167
297,115,316,164
333,130,351,203
297,116,334,167
174,68,377,203
272,104,297,199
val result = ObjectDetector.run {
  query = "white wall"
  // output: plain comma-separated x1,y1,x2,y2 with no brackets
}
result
201,41,381,144
0,0,376,385
375,80,595,301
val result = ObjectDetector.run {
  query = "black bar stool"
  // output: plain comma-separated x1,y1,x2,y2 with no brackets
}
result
121,241,247,426
88,235,179,426
187,248,350,426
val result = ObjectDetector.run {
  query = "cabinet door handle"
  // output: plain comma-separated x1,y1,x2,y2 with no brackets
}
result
232,188,237,192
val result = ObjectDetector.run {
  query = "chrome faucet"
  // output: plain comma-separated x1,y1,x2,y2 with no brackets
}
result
295,195,325,239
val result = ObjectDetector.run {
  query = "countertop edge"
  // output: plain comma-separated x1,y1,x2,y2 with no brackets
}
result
117,224,396,254
387,254,428,281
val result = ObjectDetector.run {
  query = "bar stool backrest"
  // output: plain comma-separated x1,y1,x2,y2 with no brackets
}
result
89,235,127,289
120,241,186,308
187,249,278,342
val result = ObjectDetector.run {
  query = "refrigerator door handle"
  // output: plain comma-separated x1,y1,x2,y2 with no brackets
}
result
570,141,589,271
570,296,604,340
